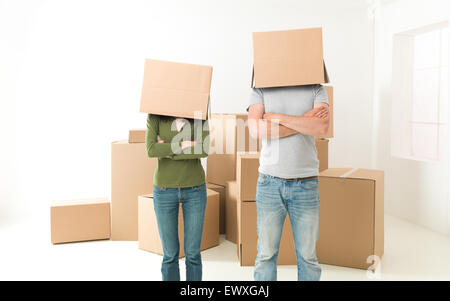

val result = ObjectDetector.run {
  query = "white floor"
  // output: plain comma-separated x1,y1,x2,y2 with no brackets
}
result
1,213,450,281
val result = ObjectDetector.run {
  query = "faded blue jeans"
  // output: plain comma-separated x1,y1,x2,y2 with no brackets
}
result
153,184,207,281
254,173,321,281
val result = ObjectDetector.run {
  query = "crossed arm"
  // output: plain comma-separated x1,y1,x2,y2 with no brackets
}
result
248,103,330,140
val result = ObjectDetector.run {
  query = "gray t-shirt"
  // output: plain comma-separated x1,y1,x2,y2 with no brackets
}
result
248,85,329,179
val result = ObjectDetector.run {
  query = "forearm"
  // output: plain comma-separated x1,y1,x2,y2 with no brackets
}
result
172,126,210,160
146,140,178,158
250,119,298,140
278,115,329,136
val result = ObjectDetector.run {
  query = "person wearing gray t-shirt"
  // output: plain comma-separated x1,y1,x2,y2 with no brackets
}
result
247,84,330,281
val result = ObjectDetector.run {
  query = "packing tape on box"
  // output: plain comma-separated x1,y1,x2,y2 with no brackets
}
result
340,168,359,179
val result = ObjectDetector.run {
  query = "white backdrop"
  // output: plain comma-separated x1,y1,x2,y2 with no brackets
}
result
0,0,374,224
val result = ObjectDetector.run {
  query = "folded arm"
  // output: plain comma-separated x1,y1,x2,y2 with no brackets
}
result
172,119,210,160
263,103,330,136
248,104,298,140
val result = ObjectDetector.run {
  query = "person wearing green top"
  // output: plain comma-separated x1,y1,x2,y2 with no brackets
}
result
146,114,209,281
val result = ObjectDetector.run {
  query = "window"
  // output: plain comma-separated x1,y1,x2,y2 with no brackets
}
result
392,22,448,162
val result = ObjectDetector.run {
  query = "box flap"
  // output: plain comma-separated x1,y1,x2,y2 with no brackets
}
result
252,27,327,88
140,59,212,120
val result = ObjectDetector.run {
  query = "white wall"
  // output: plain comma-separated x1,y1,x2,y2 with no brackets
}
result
0,0,374,220
373,0,450,235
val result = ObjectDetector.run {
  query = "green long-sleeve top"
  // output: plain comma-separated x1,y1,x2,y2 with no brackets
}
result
146,114,209,188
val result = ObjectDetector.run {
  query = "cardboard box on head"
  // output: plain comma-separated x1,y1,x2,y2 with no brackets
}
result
140,59,213,120
252,27,330,88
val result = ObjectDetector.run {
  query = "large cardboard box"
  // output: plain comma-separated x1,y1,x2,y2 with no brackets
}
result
51,198,110,244
140,59,213,120
129,129,146,143
320,85,334,139
138,189,220,257
315,138,329,172
225,181,238,244
238,201,297,266
317,168,384,269
207,114,260,186
252,27,329,88
236,152,260,202
111,140,157,241
206,182,226,234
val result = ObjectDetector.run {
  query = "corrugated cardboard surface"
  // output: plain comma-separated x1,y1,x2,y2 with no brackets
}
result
225,181,238,244
138,189,220,257
238,202,297,266
236,152,260,202
51,198,111,244
140,59,212,120
317,168,384,269
111,141,157,241
252,27,329,88
206,182,226,234
207,114,260,186
129,129,146,143
319,86,334,139
315,138,329,172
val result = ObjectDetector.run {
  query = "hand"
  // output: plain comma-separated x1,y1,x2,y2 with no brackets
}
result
181,141,196,149
263,112,283,123
157,140,165,143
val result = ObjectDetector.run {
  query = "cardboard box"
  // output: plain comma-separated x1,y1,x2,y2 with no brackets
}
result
225,181,238,244
51,198,110,244
320,85,334,139
129,129,146,143
207,114,260,186
238,201,297,266
140,59,212,120
138,189,220,257
206,183,226,234
315,138,329,172
317,168,384,269
236,152,260,202
252,27,329,88
111,140,157,241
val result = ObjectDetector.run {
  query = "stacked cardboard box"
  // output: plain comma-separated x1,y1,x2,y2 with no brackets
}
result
138,189,220,257
51,198,111,244
206,183,226,234
207,113,261,238
111,140,157,241
236,153,297,266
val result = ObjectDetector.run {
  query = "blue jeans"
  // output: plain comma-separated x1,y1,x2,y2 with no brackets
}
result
254,173,321,281
153,184,207,281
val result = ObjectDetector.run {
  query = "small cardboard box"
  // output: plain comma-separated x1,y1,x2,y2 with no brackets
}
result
317,168,384,269
206,182,226,234
140,59,212,120
129,129,146,143
51,198,111,244
225,181,238,244
238,201,297,266
236,152,260,202
111,140,157,241
315,138,329,172
320,86,334,139
252,27,329,88
207,114,260,186
138,189,220,257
